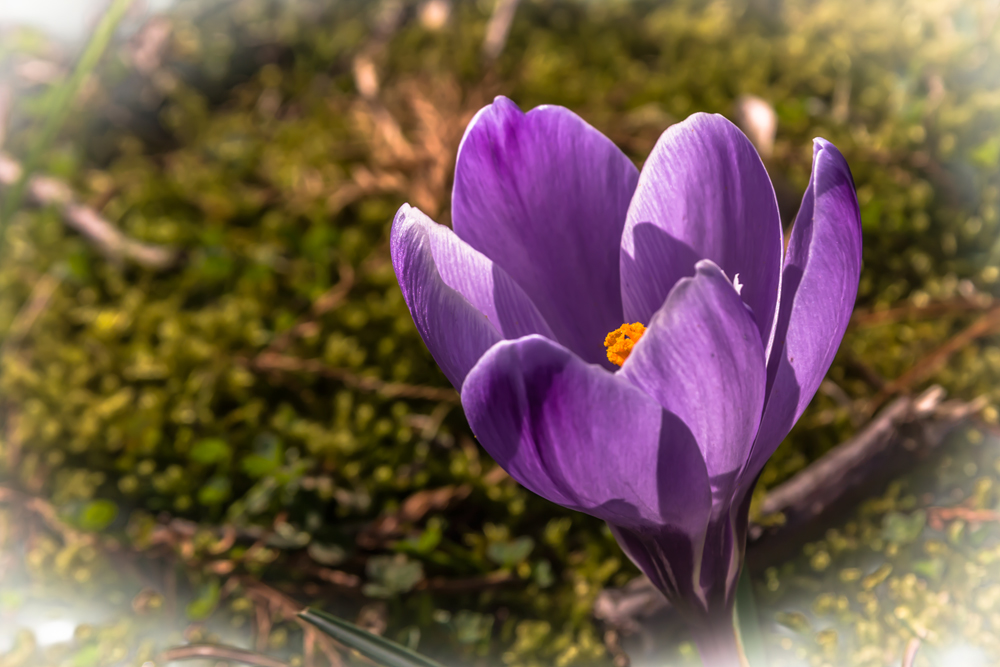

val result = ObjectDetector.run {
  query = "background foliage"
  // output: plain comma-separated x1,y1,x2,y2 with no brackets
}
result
1,0,999,666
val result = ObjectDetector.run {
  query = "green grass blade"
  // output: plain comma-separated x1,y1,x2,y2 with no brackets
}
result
298,608,448,667
734,567,768,666
1,0,133,223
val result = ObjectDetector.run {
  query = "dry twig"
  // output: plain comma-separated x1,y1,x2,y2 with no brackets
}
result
869,304,1000,413
757,386,946,522
0,84,11,151
249,351,459,402
417,570,515,593
160,644,290,667
240,577,345,667
0,153,178,270
0,485,94,545
357,484,472,549
483,0,521,61
851,297,993,328
927,506,1000,530
127,16,172,74
901,637,921,667
1,270,62,350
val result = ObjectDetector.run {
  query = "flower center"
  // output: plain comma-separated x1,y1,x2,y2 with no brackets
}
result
603,322,646,366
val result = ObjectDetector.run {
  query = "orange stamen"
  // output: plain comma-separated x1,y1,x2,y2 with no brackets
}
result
604,322,646,366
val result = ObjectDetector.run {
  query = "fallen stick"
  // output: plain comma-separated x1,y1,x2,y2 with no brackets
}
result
757,386,944,521
872,305,1000,406
0,152,178,270
851,296,992,328
159,644,290,667
239,576,345,667
1,270,61,350
482,0,521,61
248,351,460,403
901,637,921,667
750,385,985,563
0,84,10,151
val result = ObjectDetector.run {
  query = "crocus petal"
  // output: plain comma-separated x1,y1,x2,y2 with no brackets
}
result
452,97,640,367
620,113,783,356
611,503,752,629
609,523,706,614
391,204,554,389
620,260,767,508
461,335,711,533
740,139,862,486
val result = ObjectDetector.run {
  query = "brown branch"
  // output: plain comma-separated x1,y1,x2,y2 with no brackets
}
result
127,16,172,74
901,637,921,667
870,305,1000,411
357,484,471,549
2,270,61,350
248,351,459,402
255,600,273,653
850,297,993,328
160,644,289,667
416,569,515,593
843,352,887,391
0,152,178,270
927,506,1000,530
757,386,945,521
0,485,94,545
240,577,345,667
483,0,522,61
0,84,10,151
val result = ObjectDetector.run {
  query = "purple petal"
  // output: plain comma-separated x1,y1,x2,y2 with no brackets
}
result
611,495,748,619
740,140,862,486
461,335,711,533
620,113,783,356
391,204,553,389
609,523,706,615
452,97,639,367
620,260,767,507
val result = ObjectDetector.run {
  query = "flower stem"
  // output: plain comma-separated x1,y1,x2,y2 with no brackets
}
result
689,617,749,667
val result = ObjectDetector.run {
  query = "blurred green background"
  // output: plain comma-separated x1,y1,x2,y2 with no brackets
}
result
1,0,999,666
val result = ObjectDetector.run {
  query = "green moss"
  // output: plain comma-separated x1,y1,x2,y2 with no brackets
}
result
1,0,999,665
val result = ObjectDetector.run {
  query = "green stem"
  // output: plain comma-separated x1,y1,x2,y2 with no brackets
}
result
690,615,748,667
0,0,133,228
734,566,767,666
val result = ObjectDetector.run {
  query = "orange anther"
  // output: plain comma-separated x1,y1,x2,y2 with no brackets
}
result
604,322,646,366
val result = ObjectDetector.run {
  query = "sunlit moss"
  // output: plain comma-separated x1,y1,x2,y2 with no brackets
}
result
1,0,999,665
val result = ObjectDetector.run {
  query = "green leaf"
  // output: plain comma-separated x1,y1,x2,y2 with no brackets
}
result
881,510,926,545
363,554,424,597
307,542,347,566
241,453,279,478
298,608,448,667
189,438,232,465
79,499,118,531
186,579,220,620
197,476,232,506
397,517,443,555
971,136,1000,168
453,611,493,645
72,643,100,667
734,567,767,667
913,557,946,583
486,536,534,567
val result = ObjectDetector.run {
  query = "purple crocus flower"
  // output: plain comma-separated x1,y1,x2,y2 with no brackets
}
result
391,96,861,666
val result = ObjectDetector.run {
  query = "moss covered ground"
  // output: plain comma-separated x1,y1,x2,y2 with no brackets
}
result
1,1,999,665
